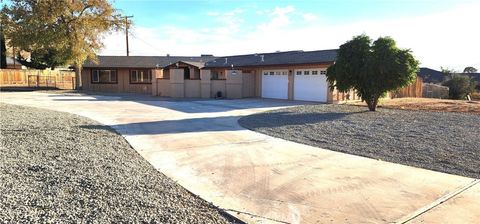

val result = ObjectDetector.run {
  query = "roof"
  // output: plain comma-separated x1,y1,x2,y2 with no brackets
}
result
417,67,446,83
203,49,337,68
163,61,206,69
83,55,216,68
466,73,480,84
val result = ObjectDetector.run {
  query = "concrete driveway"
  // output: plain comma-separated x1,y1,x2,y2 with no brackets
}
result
1,91,478,224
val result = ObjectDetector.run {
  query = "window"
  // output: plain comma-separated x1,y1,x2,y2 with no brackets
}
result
212,71,219,79
269,72,274,75
282,71,287,75
184,68,190,79
275,71,281,75
130,69,152,83
263,72,268,76
92,70,117,83
320,70,327,75
304,71,310,75
296,71,302,75
312,71,318,75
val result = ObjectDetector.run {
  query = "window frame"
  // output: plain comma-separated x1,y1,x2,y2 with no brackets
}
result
91,69,118,84
129,69,153,84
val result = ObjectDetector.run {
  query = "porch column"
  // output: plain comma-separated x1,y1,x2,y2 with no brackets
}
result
170,68,185,98
200,69,211,98
151,69,162,96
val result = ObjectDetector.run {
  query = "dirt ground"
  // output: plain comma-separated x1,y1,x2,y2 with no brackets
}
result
347,97,480,115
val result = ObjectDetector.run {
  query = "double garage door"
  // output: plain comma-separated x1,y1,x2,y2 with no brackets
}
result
261,68,328,102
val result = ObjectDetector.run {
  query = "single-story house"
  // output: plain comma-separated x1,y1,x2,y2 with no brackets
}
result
4,57,24,69
81,49,379,103
81,55,215,94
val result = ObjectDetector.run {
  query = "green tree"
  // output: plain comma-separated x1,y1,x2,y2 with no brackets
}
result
16,48,69,70
326,34,419,111
443,75,476,99
463,66,478,73
2,0,124,88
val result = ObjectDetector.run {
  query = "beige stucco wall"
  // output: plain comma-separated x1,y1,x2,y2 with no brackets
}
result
185,80,201,98
242,72,255,98
225,70,243,99
170,69,184,98
211,80,226,97
155,79,170,97
200,70,211,98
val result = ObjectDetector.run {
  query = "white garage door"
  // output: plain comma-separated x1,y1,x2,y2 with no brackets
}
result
262,70,289,99
294,69,328,102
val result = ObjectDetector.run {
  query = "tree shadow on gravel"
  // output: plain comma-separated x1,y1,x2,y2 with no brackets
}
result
238,111,368,129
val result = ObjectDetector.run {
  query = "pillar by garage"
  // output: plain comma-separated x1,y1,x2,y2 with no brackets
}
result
170,68,184,98
226,70,243,99
200,70,211,98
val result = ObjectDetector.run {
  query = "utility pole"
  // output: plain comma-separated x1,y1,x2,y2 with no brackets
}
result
124,15,133,56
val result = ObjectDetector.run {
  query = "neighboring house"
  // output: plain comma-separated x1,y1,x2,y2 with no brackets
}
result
417,67,446,84
4,57,24,69
417,67,479,90
82,49,420,103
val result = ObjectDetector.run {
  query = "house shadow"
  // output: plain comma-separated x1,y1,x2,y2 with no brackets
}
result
79,115,244,135
51,91,312,113
79,110,362,136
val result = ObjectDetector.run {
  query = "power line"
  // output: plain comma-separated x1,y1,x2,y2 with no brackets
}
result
127,31,165,55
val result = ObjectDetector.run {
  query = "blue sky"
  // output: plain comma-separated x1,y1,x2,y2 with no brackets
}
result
102,0,479,70
114,0,459,28
3,0,478,70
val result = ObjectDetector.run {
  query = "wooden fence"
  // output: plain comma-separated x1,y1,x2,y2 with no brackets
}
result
0,69,76,90
392,77,423,98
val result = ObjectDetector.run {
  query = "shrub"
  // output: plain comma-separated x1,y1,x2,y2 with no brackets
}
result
443,75,476,99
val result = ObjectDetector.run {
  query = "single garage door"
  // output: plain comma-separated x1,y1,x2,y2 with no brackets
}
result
262,70,288,99
294,69,328,102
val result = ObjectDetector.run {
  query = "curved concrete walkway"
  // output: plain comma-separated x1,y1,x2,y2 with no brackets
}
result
1,92,478,223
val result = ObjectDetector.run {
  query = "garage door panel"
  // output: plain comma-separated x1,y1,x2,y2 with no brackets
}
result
262,70,288,99
294,69,328,102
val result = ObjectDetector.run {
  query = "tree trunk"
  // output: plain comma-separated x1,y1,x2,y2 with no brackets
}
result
75,64,82,90
366,96,379,111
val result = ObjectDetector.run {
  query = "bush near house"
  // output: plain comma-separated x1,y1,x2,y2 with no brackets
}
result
326,34,419,111
443,74,476,99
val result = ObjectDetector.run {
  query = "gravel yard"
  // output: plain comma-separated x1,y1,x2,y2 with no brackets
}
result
239,104,480,179
0,103,237,223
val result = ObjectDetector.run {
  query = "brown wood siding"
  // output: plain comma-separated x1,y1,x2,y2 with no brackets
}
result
82,68,152,94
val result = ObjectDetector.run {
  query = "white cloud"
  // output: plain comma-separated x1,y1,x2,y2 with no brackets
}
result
100,2,480,70
258,6,295,30
303,13,317,22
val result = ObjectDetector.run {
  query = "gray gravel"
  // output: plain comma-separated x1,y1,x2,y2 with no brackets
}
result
0,103,239,223
239,104,480,179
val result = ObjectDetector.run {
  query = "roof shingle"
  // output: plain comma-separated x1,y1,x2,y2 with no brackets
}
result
83,55,215,68
203,49,337,68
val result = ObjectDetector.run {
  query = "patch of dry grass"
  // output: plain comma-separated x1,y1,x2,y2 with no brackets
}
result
348,97,480,115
